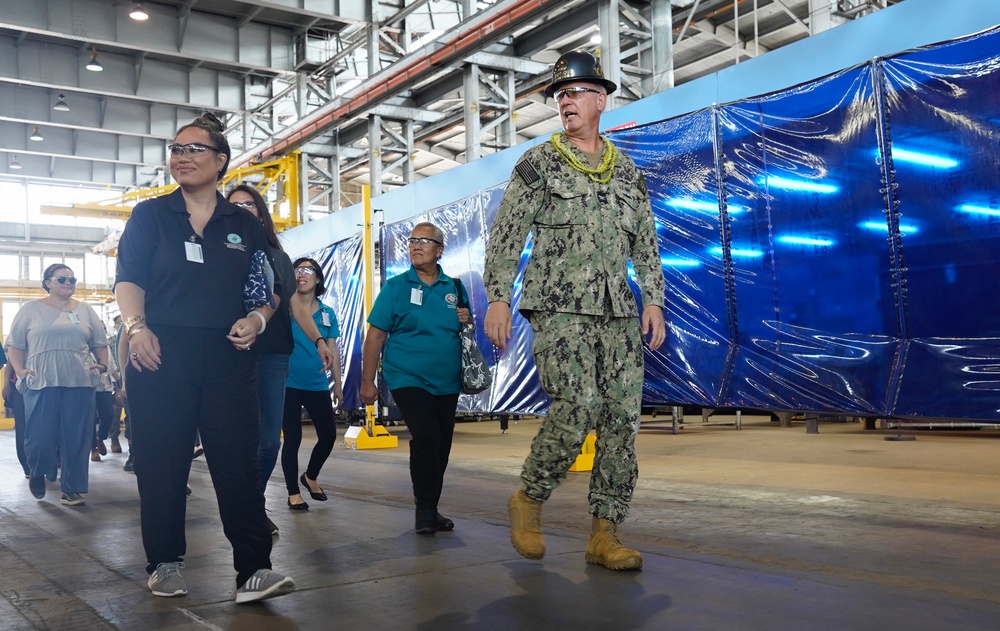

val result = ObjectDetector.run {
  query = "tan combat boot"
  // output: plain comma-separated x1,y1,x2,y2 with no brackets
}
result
508,490,545,559
585,515,643,570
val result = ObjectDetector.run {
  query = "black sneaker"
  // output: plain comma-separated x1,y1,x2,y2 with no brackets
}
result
123,451,134,473
266,516,279,536
29,476,45,499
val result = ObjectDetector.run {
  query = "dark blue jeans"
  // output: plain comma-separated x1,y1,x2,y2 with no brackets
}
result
256,353,290,493
23,386,95,494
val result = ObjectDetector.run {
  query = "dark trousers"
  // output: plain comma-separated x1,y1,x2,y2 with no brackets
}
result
281,387,336,496
94,391,116,442
10,387,28,476
23,387,95,494
391,387,459,510
127,326,271,588
257,353,290,493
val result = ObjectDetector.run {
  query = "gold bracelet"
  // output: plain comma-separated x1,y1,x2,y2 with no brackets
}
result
127,324,148,339
124,315,146,335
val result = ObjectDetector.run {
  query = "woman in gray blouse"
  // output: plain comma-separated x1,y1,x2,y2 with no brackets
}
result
5,263,109,506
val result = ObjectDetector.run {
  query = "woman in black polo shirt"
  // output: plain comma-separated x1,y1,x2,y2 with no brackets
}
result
115,114,294,604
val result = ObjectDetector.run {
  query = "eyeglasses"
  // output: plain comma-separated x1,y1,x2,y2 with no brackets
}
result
294,267,317,276
408,237,442,247
167,143,220,157
553,86,602,101
53,276,78,285
231,200,257,210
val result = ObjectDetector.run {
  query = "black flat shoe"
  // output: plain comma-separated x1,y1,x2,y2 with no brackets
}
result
435,512,455,532
287,498,309,511
301,474,327,501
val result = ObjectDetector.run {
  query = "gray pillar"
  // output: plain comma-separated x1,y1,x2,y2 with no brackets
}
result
464,64,481,162
369,114,383,196
598,0,622,110
651,0,674,93
299,151,310,224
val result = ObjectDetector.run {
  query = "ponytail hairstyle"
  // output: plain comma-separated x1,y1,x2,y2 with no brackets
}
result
175,112,231,181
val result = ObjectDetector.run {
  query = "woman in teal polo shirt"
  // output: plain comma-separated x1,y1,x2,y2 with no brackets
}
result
280,257,343,511
360,221,472,534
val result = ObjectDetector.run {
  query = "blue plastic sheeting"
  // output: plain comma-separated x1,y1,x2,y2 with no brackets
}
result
308,24,1000,421
313,237,364,411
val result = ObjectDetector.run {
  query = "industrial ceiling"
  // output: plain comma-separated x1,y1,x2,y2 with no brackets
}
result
0,0,905,214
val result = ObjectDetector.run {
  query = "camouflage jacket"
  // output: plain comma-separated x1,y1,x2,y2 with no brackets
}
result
483,138,666,317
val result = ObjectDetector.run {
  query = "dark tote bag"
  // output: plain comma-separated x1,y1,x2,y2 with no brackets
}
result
453,278,492,395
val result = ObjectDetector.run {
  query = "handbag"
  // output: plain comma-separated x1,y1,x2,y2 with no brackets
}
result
453,278,492,395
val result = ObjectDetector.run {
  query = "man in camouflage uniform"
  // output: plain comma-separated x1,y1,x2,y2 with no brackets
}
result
483,51,666,571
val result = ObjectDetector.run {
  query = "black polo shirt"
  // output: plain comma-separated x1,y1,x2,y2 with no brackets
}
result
115,189,279,330
255,246,294,355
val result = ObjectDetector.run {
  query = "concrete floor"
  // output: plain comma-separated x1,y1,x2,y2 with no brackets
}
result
2,414,1000,630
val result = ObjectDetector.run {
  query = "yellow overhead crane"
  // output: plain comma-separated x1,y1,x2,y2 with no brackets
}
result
40,152,304,254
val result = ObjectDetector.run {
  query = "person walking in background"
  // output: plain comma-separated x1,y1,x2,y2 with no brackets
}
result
3,357,30,478
108,315,125,456
226,186,335,533
92,325,118,462
483,51,667,571
5,263,109,507
279,257,343,511
114,113,294,604
360,222,472,535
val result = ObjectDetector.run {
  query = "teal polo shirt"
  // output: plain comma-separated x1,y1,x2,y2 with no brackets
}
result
367,264,462,395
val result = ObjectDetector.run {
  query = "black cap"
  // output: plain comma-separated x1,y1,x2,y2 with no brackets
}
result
543,51,617,97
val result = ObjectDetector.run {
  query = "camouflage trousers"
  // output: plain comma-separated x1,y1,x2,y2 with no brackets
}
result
521,311,644,524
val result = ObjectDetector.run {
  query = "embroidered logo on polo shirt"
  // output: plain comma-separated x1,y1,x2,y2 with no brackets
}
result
445,292,458,308
226,233,247,252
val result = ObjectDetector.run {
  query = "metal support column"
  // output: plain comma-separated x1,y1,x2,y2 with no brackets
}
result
298,151,310,223
650,0,674,93
465,62,518,160
464,63,482,161
368,113,383,196
598,0,622,111
599,0,656,107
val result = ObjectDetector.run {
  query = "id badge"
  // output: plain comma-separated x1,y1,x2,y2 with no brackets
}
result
67,312,81,324
185,241,204,263
410,288,423,305
321,311,331,327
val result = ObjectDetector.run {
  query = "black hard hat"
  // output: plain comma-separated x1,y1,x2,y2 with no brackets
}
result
543,51,617,97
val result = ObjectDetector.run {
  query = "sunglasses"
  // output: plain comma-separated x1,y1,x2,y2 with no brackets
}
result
294,267,317,276
231,200,257,210
553,86,602,101
52,276,78,285
408,237,442,247
168,143,220,157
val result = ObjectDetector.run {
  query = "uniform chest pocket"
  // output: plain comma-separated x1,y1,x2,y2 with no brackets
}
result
538,183,590,227
615,189,641,235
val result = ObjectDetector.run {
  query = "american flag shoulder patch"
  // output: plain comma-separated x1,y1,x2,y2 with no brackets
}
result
515,160,540,185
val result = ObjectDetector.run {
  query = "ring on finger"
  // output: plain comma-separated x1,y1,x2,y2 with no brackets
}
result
131,352,138,359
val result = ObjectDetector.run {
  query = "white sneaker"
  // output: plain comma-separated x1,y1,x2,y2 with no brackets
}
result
235,569,295,604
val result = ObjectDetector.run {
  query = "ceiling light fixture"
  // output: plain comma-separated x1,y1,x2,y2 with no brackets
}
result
30,126,43,141
10,155,22,170
53,93,70,112
129,2,149,21
86,48,103,72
